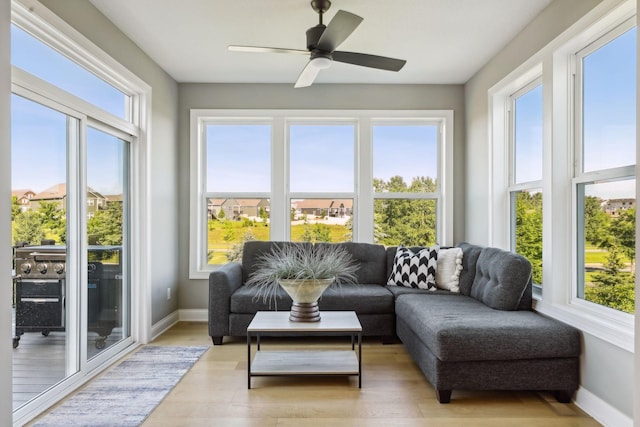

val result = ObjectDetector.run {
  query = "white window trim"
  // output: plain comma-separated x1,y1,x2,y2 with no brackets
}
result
189,109,454,279
489,0,636,352
10,1,152,424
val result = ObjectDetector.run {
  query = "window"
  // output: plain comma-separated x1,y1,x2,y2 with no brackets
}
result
489,2,636,351
203,123,271,265
574,23,636,314
289,123,355,243
190,110,454,278
10,24,129,119
372,124,441,246
509,82,543,286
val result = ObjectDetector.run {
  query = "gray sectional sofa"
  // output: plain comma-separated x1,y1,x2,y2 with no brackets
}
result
208,240,580,403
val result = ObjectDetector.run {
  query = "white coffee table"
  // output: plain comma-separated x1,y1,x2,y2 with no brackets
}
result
246,311,362,389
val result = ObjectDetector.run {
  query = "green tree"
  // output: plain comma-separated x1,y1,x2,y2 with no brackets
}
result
222,220,235,243
313,223,332,242
585,282,635,314
227,231,256,262
87,201,122,245
515,191,543,284
258,207,269,224
11,196,21,221
36,201,66,243
584,196,611,246
609,208,635,265
13,210,44,245
589,245,635,313
373,176,437,246
217,208,225,219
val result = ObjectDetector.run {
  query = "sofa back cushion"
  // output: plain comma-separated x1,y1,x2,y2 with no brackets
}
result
456,242,482,296
316,242,387,285
470,246,532,311
241,241,312,284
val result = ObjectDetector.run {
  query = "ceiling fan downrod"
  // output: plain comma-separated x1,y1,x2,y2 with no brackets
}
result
307,0,331,50
311,0,331,25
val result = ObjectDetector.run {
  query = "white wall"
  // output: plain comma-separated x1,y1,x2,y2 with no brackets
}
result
38,0,181,324
1,0,13,424
176,83,466,310
465,0,638,423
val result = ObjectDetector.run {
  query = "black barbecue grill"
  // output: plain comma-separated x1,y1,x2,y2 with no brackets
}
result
12,244,121,349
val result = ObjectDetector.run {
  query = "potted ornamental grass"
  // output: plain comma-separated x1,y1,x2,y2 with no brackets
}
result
246,244,359,322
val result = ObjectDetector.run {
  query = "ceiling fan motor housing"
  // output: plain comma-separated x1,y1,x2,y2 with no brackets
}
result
306,25,326,51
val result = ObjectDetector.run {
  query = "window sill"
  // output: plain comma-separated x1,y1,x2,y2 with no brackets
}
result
533,299,634,353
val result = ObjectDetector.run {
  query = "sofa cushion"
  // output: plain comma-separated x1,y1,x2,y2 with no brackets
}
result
435,247,463,292
455,242,482,296
470,247,531,310
316,242,387,285
387,245,439,289
395,294,581,362
231,283,394,315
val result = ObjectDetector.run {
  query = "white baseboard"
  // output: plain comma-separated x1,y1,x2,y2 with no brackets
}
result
150,311,179,341
575,386,633,427
178,308,208,322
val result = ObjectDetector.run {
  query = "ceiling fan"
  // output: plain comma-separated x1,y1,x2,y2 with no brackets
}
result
228,0,407,88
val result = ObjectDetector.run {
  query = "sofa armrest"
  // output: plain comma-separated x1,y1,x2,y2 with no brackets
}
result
208,262,243,340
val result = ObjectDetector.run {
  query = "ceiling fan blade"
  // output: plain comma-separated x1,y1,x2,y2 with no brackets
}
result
228,45,309,56
332,51,407,72
294,60,322,88
316,10,363,52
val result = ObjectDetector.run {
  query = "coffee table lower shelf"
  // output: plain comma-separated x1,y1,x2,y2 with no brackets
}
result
251,350,359,376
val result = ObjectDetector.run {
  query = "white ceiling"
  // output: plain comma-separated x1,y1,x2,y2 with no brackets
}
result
88,0,554,85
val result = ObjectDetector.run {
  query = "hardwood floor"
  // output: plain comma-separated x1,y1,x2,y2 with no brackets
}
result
140,322,601,427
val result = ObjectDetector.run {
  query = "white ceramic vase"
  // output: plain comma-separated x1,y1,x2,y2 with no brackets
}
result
278,278,334,322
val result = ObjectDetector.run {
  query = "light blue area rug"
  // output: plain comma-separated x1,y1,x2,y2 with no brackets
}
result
33,346,209,427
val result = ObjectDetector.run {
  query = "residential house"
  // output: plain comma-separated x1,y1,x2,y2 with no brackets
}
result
29,183,107,218
10,189,34,212
603,198,636,217
207,198,225,219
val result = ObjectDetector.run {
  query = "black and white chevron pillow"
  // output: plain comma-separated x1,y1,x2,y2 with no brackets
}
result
387,245,439,290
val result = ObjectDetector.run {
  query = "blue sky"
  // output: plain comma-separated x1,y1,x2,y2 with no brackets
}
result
10,22,636,201
515,26,636,199
11,24,127,195
206,123,439,194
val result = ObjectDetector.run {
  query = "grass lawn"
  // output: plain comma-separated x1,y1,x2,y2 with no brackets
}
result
206,220,350,265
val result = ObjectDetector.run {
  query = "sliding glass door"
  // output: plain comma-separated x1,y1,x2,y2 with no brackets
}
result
85,126,130,358
10,94,132,410
11,94,77,408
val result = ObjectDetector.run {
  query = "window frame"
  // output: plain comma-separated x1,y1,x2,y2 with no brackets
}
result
189,109,454,279
489,0,636,352
10,1,152,423
570,16,636,322
507,78,544,287
372,119,445,247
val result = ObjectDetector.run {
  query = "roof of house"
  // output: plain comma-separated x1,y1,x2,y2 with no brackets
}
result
31,183,106,201
330,199,353,209
11,189,35,198
294,199,334,209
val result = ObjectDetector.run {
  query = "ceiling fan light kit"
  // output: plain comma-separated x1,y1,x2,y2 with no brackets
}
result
229,0,406,88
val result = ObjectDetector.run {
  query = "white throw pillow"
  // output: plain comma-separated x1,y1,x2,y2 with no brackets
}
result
435,247,463,292
387,245,439,290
